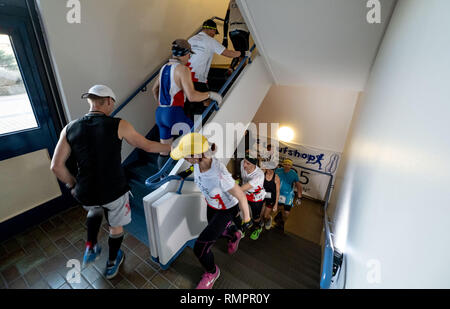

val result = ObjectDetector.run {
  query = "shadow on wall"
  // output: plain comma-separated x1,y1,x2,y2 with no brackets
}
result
327,91,365,252
111,0,229,79
110,0,168,86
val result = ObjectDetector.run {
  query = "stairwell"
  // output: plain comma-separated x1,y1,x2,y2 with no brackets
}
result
120,62,322,289
170,228,322,289
122,67,231,244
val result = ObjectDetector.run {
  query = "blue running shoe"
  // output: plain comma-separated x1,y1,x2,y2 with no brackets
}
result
82,245,101,267
105,249,125,279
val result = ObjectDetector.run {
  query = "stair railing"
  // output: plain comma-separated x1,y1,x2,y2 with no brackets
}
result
290,164,338,289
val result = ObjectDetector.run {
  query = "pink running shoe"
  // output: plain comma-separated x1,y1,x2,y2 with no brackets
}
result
196,265,220,289
227,231,242,254
221,221,232,237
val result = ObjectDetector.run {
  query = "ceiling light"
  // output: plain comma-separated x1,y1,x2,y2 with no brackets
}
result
277,126,294,142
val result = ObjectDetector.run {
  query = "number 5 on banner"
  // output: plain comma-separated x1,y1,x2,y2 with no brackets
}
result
300,171,310,185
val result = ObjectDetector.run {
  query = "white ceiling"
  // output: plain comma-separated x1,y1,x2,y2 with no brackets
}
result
239,0,397,91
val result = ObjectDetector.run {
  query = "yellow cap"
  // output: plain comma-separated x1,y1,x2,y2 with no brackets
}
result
170,133,210,160
283,158,293,166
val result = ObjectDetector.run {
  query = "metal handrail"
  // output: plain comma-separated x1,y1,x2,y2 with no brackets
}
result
175,177,195,194
110,16,225,118
145,175,182,189
144,43,256,188
321,175,335,289
211,16,225,22
292,164,335,289
110,70,159,117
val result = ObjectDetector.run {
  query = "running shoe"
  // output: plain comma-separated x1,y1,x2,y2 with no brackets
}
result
196,265,220,289
227,231,242,254
265,216,273,230
82,244,101,267
105,249,125,279
250,227,263,240
221,221,232,237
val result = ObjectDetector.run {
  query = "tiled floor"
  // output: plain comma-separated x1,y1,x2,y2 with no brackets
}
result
0,206,191,289
1,203,323,289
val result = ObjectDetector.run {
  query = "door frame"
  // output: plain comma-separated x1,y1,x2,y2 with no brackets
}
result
0,1,67,160
0,0,75,242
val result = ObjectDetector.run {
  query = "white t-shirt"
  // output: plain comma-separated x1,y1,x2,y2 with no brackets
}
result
194,158,238,210
240,160,266,202
259,148,279,169
188,32,226,83
229,0,249,33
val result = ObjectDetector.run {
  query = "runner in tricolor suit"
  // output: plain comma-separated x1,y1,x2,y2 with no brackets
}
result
152,39,222,169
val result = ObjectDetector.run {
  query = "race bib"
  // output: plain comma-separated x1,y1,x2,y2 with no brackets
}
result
265,192,272,199
279,193,294,205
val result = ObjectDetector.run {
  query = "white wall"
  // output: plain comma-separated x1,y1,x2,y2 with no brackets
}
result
239,0,396,90
333,0,450,288
0,150,61,222
252,85,358,153
203,56,273,166
37,0,229,159
326,93,363,221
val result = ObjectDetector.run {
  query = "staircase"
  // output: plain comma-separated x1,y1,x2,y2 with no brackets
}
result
122,67,231,244
120,60,323,289
169,228,322,289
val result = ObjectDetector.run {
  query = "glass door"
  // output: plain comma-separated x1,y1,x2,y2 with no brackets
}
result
0,11,59,161
0,34,38,135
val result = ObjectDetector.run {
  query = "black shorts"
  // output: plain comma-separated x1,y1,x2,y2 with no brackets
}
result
264,199,276,209
193,82,209,92
229,30,250,52
279,203,293,212
184,82,209,118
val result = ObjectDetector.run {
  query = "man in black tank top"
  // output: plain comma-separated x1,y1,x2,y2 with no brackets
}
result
51,85,170,279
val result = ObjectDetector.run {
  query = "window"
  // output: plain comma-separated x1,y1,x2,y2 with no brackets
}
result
0,34,38,135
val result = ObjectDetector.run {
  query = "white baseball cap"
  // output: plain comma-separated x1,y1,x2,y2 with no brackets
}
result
261,160,278,170
81,85,117,102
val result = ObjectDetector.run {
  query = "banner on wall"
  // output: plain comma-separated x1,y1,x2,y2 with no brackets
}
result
273,141,341,201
